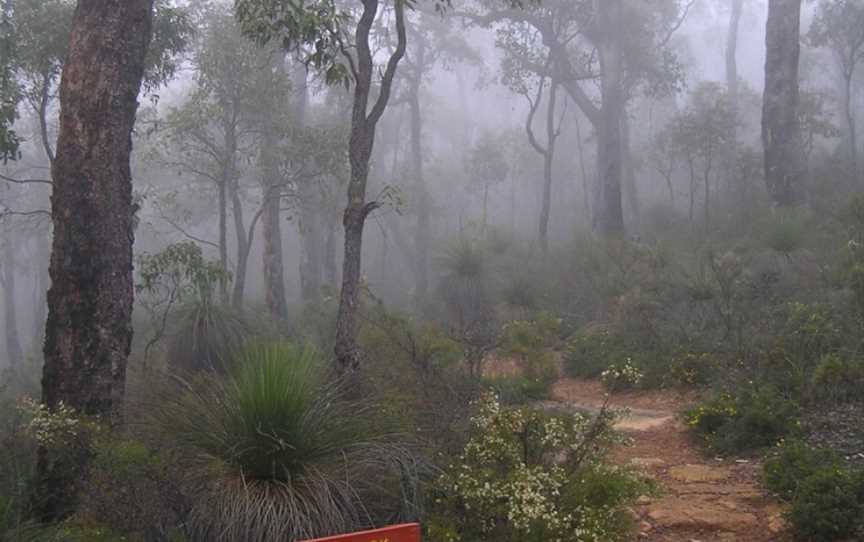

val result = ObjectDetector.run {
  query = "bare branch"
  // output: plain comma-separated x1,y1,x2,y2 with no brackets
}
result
154,205,220,249
658,0,696,49
0,208,51,219
0,173,52,185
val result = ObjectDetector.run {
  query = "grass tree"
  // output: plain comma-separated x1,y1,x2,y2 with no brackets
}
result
152,342,416,541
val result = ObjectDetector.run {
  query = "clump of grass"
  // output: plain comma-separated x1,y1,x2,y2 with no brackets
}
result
438,237,486,280
152,342,417,542
167,301,250,373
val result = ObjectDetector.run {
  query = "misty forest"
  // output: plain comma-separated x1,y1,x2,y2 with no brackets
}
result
4,0,864,541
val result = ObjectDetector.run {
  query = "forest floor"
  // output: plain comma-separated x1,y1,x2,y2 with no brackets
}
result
550,378,789,542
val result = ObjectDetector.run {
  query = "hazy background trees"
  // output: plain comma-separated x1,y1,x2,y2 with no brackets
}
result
2,0,859,378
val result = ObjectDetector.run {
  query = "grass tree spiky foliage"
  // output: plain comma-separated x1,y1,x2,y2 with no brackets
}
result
152,342,418,542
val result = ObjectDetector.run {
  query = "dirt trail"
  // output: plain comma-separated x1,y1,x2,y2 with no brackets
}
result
551,378,788,542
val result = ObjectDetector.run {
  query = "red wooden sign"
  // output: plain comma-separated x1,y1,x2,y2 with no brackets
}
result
301,523,420,542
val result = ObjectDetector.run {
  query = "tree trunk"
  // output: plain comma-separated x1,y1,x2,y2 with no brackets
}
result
32,229,50,352
621,110,639,228
688,158,696,224
704,161,712,232
324,221,338,287
409,86,430,307
726,0,744,189
334,0,406,372
762,0,803,206
843,71,858,181
2,240,22,370
594,0,626,236
538,81,558,252
230,177,250,309
299,186,323,303
294,65,325,304
38,0,154,520
727,0,743,105
482,184,489,233
38,73,56,166
218,176,228,301
574,113,592,224
223,115,249,309
260,123,287,320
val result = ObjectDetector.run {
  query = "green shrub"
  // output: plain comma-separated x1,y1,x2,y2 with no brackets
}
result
763,209,808,257
499,312,562,399
483,374,550,404
763,440,838,500
666,351,717,387
428,393,638,542
564,328,636,379
764,303,843,398
762,439,864,541
78,437,185,539
151,341,417,542
559,462,652,518
788,467,864,542
811,354,864,403
685,387,799,454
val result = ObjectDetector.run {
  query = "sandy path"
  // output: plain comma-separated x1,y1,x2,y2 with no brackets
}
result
551,378,788,542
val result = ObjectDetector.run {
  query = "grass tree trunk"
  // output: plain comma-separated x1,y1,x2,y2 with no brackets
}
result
334,0,406,373
594,0,626,236
762,0,803,207
38,0,154,520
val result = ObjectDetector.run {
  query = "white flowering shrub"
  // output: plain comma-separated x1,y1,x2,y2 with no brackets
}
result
600,358,644,392
428,394,646,542
18,397,97,449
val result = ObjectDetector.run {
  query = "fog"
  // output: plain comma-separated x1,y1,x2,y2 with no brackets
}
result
0,1,823,351
2,0,864,539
